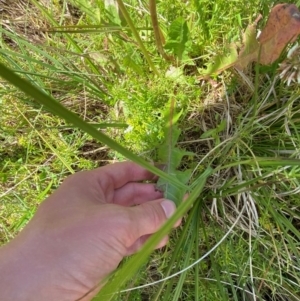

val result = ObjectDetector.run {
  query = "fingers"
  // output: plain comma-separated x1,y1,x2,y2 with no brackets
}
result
59,162,162,205
90,161,157,192
113,183,163,206
125,235,169,255
121,199,176,247
124,199,182,253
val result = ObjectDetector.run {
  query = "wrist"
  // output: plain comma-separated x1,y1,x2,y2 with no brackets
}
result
0,224,101,301
1,232,47,300
0,228,70,301
0,239,38,300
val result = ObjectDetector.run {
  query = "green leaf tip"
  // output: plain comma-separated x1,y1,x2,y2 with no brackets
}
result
157,100,192,205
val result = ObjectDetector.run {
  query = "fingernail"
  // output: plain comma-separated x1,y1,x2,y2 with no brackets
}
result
160,200,176,218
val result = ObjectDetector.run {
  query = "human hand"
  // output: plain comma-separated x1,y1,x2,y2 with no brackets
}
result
0,162,178,301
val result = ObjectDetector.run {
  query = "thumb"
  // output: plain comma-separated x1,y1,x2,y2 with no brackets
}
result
127,199,176,240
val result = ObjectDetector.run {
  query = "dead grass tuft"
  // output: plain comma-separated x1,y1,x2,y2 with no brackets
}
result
0,0,83,47
0,0,48,45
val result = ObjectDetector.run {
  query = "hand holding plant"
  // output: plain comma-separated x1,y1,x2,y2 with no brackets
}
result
0,162,178,301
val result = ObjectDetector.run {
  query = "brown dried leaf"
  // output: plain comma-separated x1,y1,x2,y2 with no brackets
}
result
237,4,300,70
203,3,300,75
258,4,300,65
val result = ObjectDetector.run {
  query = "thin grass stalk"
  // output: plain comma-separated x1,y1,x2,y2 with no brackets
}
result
116,0,159,75
15,35,45,89
194,201,200,300
226,275,240,301
149,0,172,61
209,229,228,299
218,158,300,170
153,204,198,301
172,210,198,301
0,30,107,96
12,101,74,174
30,0,102,77
251,47,262,120
198,207,209,291
269,201,299,240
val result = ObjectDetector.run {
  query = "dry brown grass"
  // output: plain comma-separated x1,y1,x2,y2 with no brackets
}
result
0,0,48,45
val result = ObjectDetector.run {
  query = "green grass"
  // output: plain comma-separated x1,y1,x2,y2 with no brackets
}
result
1,0,300,300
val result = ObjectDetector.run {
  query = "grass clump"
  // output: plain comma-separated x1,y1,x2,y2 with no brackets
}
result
1,0,300,300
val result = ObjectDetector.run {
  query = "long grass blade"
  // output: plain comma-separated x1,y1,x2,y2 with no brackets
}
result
0,62,186,188
153,204,198,301
116,0,159,75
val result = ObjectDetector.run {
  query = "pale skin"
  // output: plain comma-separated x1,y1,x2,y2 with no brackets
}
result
0,161,179,301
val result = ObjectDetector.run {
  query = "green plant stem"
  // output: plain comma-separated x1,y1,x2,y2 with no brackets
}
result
116,0,159,75
149,0,172,61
